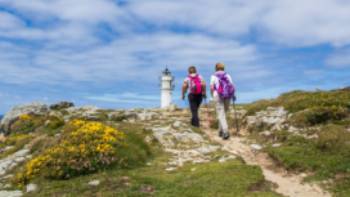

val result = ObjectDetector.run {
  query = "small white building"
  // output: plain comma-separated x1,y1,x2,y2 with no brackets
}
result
160,68,175,108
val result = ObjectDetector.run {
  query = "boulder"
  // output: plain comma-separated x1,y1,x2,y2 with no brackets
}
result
246,107,288,131
0,190,22,197
0,102,48,134
88,180,100,187
26,183,38,193
49,101,74,110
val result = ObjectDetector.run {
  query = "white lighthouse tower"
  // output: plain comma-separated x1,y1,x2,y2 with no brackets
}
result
160,67,175,108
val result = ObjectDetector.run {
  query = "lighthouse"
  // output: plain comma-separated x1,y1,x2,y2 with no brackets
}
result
160,67,175,108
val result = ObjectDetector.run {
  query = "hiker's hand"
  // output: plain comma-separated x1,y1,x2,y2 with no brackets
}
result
232,95,237,102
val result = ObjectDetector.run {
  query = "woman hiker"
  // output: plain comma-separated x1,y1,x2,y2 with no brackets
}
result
182,66,207,127
210,62,236,140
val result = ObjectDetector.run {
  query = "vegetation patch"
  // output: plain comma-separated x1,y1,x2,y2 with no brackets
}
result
264,125,350,196
15,120,126,183
23,161,281,197
244,89,350,119
10,114,46,134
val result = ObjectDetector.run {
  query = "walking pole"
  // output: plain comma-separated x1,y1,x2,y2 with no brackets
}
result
232,96,240,134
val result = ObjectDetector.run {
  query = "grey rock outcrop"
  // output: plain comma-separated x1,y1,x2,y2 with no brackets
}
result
246,107,288,131
0,102,48,134
0,190,22,197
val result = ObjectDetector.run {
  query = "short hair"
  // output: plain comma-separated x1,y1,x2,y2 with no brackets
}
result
188,66,197,74
215,62,225,71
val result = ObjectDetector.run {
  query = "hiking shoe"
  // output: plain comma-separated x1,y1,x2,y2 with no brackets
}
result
222,132,230,140
218,131,224,137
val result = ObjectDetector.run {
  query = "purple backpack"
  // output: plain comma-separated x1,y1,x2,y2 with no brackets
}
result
215,72,235,99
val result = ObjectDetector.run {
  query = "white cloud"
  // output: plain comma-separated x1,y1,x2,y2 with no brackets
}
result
0,32,259,85
127,0,350,46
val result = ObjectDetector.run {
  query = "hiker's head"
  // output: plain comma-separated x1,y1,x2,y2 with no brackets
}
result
215,63,225,71
188,66,197,74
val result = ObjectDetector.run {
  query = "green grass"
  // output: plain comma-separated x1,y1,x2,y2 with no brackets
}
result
0,133,33,159
244,89,350,121
24,160,281,197
262,125,350,196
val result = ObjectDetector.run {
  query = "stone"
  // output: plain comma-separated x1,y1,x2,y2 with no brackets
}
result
0,149,30,176
26,183,38,193
250,144,263,151
165,167,176,171
139,185,155,193
166,104,178,112
0,102,48,134
218,155,237,163
272,143,282,148
260,131,272,137
0,190,23,197
88,180,100,186
172,120,182,128
137,110,158,121
246,107,288,131
49,101,74,110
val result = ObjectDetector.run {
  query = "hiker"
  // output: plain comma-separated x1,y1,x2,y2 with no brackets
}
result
210,63,235,140
182,66,207,127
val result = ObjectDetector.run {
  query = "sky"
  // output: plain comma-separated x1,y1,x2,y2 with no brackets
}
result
0,0,350,113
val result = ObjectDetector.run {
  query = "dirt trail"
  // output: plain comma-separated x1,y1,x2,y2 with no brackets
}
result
202,121,331,197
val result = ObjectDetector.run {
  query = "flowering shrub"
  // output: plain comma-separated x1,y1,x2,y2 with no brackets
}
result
10,114,45,134
16,120,125,183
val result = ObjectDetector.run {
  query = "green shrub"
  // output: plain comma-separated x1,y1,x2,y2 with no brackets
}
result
244,88,350,118
15,120,126,183
290,106,348,126
10,114,45,134
45,116,65,130
316,124,350,152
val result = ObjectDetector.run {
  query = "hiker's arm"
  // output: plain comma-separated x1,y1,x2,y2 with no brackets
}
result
201,80,207,98
182,82,188,100
210,85,214,97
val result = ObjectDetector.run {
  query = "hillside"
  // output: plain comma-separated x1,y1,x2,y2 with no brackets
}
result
0,88,349,197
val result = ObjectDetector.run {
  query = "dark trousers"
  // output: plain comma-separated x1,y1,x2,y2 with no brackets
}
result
188,94,203,127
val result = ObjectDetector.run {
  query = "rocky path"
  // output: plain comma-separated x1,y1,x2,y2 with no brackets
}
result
201,120,331,197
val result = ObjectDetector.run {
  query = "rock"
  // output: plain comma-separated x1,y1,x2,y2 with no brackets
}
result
88,180,100,186
137,110,158,121
218,155,237,163
288,126,299,133
165,104,178,112
49,101,74,110
0,190,23,197
0,102,48,134
172,120,182,128
250,144,263,151
165,167,177,171
272,143,282,148
246,107,288,131
26,183,38,193
260,131,272,137
0,149,30,176
139,185,155,193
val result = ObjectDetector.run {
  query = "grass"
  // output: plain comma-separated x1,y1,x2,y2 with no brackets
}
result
0,133,33,159
244,89,350,125
6,120,280,197
24,160,281,197
259,125,350,196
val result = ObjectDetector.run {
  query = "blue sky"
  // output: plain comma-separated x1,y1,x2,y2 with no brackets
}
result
0,0,350,113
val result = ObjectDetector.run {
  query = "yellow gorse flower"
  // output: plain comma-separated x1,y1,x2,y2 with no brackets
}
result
17,119,125,182
19,114,31,121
